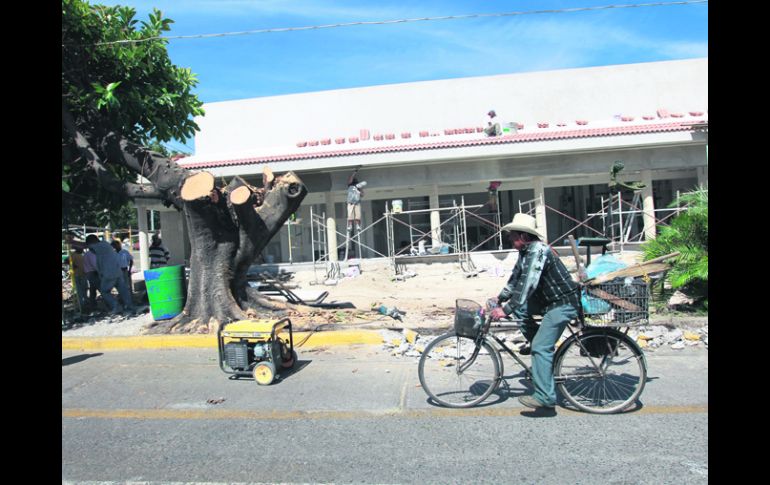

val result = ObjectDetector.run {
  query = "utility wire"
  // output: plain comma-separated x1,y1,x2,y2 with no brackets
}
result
67,1,707,47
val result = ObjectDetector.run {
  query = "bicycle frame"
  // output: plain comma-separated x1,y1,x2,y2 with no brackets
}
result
465,317,619,382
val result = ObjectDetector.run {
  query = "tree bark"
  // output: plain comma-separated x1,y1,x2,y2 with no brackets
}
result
146,171,307,334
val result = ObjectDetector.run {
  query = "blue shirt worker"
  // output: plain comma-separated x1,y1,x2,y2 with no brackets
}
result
86,234,134,315
489,213,581,410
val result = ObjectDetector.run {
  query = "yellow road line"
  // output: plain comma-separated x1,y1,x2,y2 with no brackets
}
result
62,330,383,351
63,405,707,421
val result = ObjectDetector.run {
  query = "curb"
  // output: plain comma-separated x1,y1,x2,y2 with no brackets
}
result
62,329,384,351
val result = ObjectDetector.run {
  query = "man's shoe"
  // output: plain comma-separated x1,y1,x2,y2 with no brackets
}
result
518,343,531,355
518,395,555,409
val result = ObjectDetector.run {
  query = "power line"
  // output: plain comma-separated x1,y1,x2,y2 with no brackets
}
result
66,1,707,47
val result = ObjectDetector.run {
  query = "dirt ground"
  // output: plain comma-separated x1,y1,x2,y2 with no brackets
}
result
285,251,646,330
62,251,649,337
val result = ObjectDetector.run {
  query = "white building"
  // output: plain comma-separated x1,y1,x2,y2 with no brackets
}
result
138,58,708,268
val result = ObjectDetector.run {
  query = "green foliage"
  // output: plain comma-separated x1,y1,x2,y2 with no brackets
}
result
642,188,708,304
62,0,203,224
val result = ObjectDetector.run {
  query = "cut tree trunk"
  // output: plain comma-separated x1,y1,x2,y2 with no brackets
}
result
61,114,310,335
145,170,308,334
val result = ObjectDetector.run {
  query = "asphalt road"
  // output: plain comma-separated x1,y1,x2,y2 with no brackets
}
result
62,344,708,484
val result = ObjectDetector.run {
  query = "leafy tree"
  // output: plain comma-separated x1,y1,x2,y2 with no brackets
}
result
62,0,203,223
642,188,708,306
62,0,308,332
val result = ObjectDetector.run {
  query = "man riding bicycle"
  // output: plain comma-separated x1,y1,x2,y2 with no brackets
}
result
489,213,581,410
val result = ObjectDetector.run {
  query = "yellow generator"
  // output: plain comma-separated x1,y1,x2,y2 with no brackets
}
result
217,318,297,385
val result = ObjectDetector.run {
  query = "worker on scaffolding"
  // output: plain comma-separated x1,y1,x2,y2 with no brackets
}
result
486,181,501,212
346,169,367,234
345,169,367,260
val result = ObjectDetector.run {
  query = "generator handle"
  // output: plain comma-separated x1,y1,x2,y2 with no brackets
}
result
272,317,294,355
216,324,235,375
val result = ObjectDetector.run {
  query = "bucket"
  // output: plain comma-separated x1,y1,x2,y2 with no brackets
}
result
392,200,403,213
144,265,186,320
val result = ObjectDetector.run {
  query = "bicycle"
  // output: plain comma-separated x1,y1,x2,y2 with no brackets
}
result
418,280,649,414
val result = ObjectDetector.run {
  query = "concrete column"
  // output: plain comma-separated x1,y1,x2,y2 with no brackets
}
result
362,200,374,257
136,205,150,271
532,176,548,243
325,192,338,262
696,165,708,189
429,184,441,247
159,210,186,266
640,169,656,240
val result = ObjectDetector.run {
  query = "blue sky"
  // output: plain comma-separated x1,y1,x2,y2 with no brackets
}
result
94,0,708,153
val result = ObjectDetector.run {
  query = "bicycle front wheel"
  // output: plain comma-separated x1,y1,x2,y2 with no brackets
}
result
418,332,501,408
554,329,647,414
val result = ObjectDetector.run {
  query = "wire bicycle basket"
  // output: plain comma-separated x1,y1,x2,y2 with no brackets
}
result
582,277,650,326
454,299,484,337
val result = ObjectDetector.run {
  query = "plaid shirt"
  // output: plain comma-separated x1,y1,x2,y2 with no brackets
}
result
498,241,580,315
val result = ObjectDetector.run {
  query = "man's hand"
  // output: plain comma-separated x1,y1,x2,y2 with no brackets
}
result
490,307,507,321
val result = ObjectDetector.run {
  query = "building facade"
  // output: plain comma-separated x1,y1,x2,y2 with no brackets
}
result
137,58,708,268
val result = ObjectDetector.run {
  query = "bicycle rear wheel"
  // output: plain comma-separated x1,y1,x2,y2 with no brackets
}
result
554,329,647,414
418,332,500,408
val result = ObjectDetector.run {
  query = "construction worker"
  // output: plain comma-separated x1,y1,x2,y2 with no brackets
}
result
346,169,367,234
484,110,502,136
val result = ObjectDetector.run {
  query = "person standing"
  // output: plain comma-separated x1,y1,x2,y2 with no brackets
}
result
85,235,134,315
63,232,89,309
83,246,100,309
149,234,170,268
346,169,367,233
111,239,134,297
69,247,89,310
489,213,581,410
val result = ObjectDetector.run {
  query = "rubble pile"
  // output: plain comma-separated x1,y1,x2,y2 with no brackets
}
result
379,323,708,358
380,328,529,358
627,324,708,350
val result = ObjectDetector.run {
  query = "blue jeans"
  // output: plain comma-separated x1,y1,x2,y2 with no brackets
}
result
512,300,578,406
99,275,134,313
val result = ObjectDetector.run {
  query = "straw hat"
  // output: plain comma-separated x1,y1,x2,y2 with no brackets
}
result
500,213,544,239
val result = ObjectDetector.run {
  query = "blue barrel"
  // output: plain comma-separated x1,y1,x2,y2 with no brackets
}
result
144,265,186,320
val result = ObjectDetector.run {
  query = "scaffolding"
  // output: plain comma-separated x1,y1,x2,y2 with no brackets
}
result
309,206,391,283
519,190,693,252
309,187,699,278
310,196,502,279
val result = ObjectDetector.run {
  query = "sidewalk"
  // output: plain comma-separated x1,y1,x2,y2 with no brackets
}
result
62,314,706,352
62,328,384,351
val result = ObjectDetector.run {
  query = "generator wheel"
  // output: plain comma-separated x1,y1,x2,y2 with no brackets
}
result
253,362,276,385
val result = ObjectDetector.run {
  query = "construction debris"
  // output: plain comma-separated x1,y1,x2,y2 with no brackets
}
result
379,323,708,359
